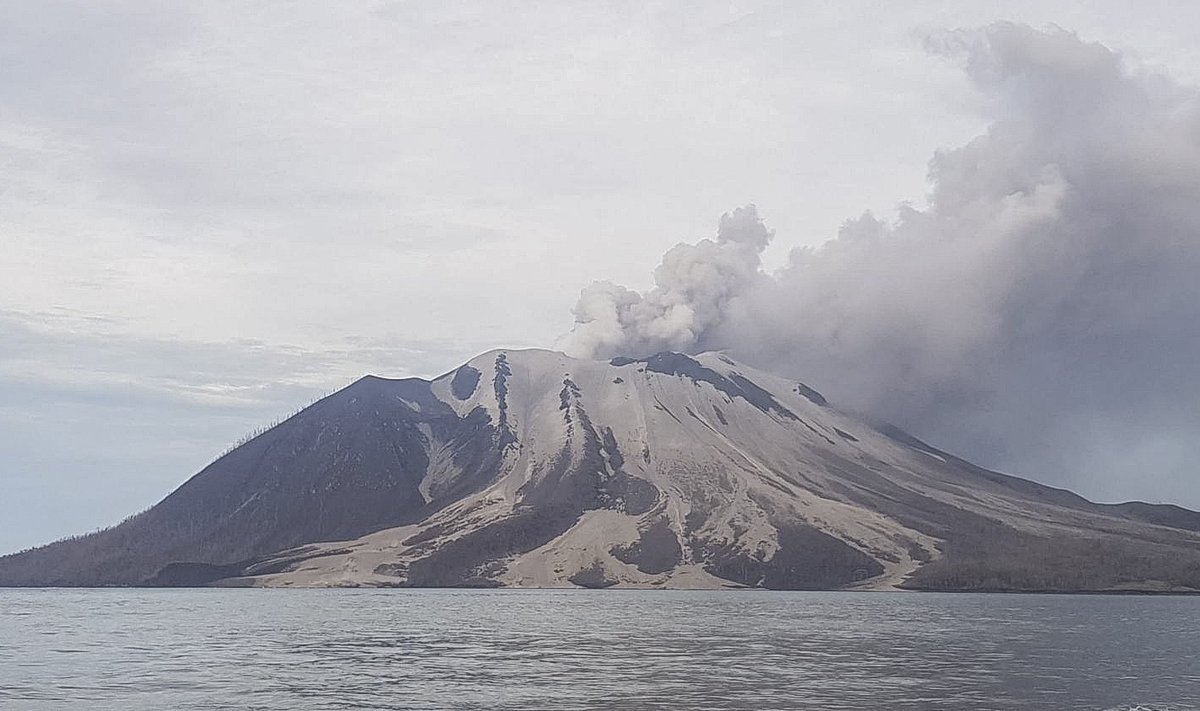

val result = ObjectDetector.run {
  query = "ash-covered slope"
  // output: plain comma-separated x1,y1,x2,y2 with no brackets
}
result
0,375,503,586
3,349,1200,591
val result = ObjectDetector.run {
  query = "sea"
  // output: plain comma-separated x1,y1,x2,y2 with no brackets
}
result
1,588,1197,710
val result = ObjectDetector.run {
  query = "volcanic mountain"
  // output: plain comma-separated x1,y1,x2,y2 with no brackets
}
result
3,349,1200,591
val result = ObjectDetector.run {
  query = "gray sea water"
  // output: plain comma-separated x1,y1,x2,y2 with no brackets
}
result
1,589,1197,710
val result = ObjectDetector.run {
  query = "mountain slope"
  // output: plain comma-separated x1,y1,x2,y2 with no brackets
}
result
2,349,1199,591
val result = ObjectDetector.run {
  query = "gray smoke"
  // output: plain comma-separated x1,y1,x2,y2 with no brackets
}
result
567,205,774,358
564,22,1200,506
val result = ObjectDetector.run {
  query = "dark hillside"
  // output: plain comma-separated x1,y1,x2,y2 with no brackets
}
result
0,376,477,586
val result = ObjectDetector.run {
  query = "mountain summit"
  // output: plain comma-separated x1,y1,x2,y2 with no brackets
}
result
3,349,1200,591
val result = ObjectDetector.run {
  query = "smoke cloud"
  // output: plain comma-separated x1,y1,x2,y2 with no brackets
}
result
567,205,774,358
563,22,1200,506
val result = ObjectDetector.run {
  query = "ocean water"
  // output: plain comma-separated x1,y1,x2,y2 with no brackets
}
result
1,589,1197,710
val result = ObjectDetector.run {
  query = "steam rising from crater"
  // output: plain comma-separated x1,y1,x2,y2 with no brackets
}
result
567,205,774,359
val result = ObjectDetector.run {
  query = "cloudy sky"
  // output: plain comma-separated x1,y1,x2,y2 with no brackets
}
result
3,1,1200,555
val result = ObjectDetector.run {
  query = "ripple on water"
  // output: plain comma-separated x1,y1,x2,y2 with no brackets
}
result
0,589,1198,711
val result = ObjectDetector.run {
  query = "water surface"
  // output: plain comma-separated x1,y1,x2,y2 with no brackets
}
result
1,589,1197,710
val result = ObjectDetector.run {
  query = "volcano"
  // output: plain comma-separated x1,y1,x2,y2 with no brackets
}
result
3,349,1200,591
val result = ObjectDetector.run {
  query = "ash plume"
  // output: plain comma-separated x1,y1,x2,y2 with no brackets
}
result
567,205,773,359
563,22,1200,506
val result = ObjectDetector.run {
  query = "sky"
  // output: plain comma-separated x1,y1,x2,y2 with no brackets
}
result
3,1,1200,555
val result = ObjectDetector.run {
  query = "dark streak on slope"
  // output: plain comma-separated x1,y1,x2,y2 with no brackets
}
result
569,560,618,588
699,523,884,590
417,393,663,586
795,383,828,406
611,517,682,574
450,365,481,400
519,380,658,520
652,397,683,424
799,418,838,446
404,505,581,587
633,352,798,420
874,422,950,459
493,353,517,450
